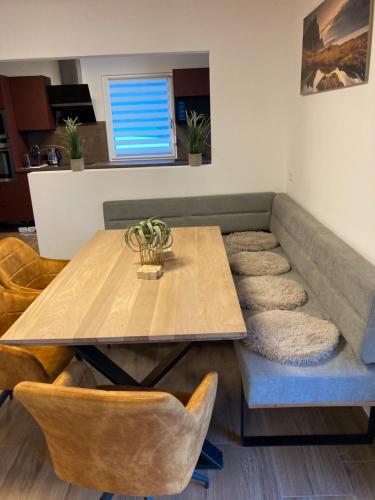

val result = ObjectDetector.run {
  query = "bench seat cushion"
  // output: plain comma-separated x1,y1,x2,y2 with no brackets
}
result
236,247,375,406
235,337,375,407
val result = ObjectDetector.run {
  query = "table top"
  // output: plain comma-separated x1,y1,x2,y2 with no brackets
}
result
0,227,246,346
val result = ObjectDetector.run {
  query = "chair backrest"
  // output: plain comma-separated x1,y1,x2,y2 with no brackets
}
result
0,285,47,390
15,372,218,497
0,285,37,336
103,193,275,233
0,237,42,289
270,194,375,364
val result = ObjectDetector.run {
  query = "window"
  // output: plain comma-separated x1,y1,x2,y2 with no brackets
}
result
103,74,176,161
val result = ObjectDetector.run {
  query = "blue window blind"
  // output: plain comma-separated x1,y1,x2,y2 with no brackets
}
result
106,76,176,160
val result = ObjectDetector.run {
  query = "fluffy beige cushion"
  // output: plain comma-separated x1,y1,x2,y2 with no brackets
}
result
229,251,290,276
235,276,307,311
243,310,340,364
226,231,279,251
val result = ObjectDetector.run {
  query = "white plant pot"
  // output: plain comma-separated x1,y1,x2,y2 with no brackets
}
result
188,153,202,167
70,158,85,172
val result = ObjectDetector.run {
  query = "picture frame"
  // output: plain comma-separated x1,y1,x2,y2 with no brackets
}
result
301,0,374,95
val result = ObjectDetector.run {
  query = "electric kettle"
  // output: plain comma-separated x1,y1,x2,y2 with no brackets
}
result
47,148,62,166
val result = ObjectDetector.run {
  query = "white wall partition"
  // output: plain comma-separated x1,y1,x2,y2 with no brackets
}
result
0,0,291,258
2,0,373,263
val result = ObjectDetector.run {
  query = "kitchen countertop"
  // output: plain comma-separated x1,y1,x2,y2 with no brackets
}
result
16,158,210,173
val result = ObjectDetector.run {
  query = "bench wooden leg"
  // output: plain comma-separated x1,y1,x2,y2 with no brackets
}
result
240,383,375,447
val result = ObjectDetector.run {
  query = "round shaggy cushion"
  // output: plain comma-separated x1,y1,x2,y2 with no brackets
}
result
242,310,340,365
235,276,307,311
226,231,279,251
229,251,290,276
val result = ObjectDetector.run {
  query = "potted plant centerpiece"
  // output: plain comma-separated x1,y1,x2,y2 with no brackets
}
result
186,110,210,167
123,217,173,266
60,117,85,171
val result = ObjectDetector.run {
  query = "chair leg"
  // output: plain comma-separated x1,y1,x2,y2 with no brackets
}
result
100,493,113,500
0,390,13,408
192,470,210,489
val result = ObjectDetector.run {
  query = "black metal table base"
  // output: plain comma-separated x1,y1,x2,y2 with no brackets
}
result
196,439,224,469
241,385,375,447
0,390,12,408
73,343,223,470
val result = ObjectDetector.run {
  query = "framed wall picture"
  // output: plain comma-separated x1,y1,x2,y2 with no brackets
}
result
301,0,374,95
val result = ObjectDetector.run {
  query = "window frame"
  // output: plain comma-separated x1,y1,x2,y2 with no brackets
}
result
102,72,177,162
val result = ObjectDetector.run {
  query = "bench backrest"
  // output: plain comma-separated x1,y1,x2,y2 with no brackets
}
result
103,193,275,234
271,194,375,364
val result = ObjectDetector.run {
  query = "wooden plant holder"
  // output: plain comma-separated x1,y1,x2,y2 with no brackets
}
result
137,265,163,280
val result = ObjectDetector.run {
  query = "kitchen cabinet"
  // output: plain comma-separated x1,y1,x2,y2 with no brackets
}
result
173,68,210,97
0,76,29,170
9,76,55,131
0,76,34,223
0,172,34,222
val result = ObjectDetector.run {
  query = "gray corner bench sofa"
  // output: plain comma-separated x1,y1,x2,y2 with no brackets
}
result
103,192,375,446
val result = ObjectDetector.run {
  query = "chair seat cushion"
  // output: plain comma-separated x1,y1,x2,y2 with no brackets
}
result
226,231,279,251
242,310,339,365
229,251,290,276
235,275,307,311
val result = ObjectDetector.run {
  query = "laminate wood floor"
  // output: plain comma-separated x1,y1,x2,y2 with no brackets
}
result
1,342,375,500
1,233,375,499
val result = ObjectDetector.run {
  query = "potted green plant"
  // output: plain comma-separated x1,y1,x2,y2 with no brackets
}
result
123,217,173,266
60,117,85,171
186,110,210,167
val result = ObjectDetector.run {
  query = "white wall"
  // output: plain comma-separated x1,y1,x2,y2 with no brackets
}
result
80,52,209,121
1,0,374,264
0,60,61,84
0,0,292,258
285,0,375,264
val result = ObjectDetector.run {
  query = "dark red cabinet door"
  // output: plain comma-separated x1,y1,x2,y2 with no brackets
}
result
0,173,34,222
173,68,210,97
0,76,34,223
9,76,55,131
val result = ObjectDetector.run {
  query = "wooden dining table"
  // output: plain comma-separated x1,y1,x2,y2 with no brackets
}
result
1,226,246,469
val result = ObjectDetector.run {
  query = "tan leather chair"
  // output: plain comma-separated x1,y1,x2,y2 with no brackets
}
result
0,237,68,293
0,285,73,406
15,361,218,500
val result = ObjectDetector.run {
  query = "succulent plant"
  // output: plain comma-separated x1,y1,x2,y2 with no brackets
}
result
123,217,173,252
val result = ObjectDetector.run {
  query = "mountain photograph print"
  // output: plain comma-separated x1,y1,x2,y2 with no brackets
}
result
301,0,373,95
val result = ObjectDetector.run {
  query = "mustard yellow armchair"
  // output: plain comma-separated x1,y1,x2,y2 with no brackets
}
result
0,237,68,293
0,285,73,406
15,361,218,500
